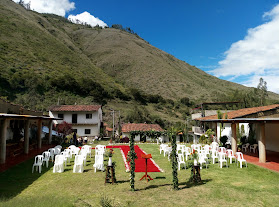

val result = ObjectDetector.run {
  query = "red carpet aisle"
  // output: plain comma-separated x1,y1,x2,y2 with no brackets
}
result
106,145,163,172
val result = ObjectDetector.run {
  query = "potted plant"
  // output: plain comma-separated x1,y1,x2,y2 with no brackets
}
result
107,149,114,166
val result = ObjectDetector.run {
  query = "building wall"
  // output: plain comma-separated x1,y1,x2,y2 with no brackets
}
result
265,123,279,152
52,111,100,125
49,109,102,137
216,123,249,143
72,125,99,137
192,110,234,119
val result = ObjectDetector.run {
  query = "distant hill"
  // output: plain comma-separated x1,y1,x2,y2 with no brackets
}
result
1,0,279,128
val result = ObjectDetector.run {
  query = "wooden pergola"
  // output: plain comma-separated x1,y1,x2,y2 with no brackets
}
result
0,114,61,164
199,118,279,163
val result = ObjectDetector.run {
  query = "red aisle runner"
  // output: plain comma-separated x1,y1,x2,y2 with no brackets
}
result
106,145,163,172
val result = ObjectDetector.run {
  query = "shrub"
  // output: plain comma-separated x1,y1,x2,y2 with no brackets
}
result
240,136,247,145
120,137,129,143
220,136,228,147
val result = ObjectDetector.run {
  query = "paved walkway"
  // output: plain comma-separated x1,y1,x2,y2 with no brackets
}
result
0,144,54,172
243,150,279,173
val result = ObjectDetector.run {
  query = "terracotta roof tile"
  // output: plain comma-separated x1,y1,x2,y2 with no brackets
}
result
122,123,164,132
49,105,101,112
198,104,279,121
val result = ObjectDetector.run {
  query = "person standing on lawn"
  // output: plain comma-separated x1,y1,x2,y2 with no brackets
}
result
73,131,77,146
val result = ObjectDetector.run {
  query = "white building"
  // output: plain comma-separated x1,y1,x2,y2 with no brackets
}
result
49,105,102,137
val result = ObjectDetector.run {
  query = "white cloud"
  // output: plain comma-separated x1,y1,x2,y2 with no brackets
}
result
12,0,75,16
68,12,107,28
243,74,279,94
211,4,279,93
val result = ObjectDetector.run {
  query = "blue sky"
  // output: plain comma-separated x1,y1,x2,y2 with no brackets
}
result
13,0,279,93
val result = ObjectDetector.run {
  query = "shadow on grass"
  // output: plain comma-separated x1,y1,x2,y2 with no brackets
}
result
0,159,52,200
135,179,212,191
180,179,212,189
136,183,172,191
154,176,166,179
116,180,130,184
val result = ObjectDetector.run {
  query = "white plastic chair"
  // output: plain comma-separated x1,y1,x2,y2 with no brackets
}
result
236,152,247,168
177,154,186,170
185,147,191,161
93,154,104,172
250,144,258,153
211,150,219,164
95,145,106,155
80,149,87,166
177,144,184,154
219,153,228,168
157,137,163,145
211,142,219,152
54,147,61,156
48,148,55,162
60,151,69,167
82,145,92,158
72,147,80,157
42,151,50,168
199,153,208,169
32,155,43,173
53,155,64,173
73,155,84,173
242,143,250,152
226,149,236,164
219,147,227,154
160,144,168,154
164,147,172,160
55,145,62,149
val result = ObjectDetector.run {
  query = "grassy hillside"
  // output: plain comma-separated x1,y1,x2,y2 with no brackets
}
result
1,0,279,128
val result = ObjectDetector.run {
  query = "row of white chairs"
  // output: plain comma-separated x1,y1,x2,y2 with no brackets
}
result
159,143,248,171
242,143,258,153
93,145,106,172
32,145,62,173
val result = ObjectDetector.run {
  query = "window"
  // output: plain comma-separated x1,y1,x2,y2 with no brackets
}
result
86,114,92,119
58,114,64,119
72,129,77,133
72,114,77,123
85,129,91,134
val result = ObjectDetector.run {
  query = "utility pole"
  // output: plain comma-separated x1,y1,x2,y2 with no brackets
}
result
111,109,115,139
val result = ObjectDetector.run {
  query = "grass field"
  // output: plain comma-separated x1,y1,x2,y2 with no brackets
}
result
1,141,279,207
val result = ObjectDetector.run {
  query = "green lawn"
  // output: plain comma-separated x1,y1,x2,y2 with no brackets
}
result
0,142,279,207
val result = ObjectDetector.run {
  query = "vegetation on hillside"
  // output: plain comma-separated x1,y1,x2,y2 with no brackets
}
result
1,0,279,128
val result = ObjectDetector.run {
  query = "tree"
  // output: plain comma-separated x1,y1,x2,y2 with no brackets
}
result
257,77,268,106
57,121,72,135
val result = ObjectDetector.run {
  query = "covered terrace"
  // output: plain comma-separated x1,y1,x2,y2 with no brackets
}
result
200,118,279,164
0,113,61,165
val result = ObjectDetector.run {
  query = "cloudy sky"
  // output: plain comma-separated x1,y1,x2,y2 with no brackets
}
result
12,0,279,94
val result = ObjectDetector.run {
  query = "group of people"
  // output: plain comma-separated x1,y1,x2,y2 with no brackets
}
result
71,132,88,146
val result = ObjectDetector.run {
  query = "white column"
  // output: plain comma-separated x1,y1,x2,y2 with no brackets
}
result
0,119,8,164
258,123,266,163
24,120,30,154
231,123,237,154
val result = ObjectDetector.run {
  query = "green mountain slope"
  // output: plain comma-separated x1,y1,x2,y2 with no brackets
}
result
1,0,279,127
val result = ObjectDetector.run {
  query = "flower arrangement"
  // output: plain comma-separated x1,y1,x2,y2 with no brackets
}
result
108,149,114,157
191,149,199,160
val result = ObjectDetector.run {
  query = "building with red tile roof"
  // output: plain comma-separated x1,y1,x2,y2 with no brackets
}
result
49,105,101,112
122,123,164,132
122,123,165,142
193,104,279,156
197,104,279,121
49,105,102,137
